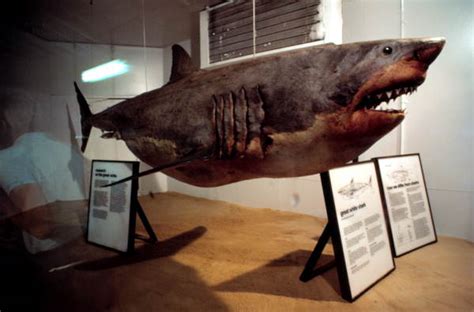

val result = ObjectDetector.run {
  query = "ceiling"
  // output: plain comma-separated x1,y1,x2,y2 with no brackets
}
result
4,0,223,48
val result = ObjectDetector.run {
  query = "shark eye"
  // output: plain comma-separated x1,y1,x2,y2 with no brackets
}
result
383,46,393,55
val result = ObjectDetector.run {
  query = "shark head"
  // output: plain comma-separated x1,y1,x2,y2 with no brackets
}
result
265,37,445,175
324,37,444,158
326,37,445,129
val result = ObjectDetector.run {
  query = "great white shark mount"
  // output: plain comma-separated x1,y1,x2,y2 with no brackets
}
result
74,37,445,187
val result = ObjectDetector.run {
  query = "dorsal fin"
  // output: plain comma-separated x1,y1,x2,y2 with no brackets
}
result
169,44,196,83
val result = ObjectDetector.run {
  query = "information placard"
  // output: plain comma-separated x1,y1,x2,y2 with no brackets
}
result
374,154,437,256
87,160,139,253
321,161,395,301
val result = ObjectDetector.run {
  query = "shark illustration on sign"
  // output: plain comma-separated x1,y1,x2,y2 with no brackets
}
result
338,176,373,200
74,37,445,187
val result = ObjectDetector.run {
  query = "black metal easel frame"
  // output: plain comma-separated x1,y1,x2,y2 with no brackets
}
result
134,198,158,244
299,157,359,283
299,222,335,282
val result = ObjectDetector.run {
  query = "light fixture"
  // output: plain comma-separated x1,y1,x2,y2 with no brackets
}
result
81,59,130,83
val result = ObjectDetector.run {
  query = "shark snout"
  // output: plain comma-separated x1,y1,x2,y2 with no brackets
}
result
414,37,445,65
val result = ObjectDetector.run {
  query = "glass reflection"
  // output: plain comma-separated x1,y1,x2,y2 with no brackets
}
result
0,88,88,254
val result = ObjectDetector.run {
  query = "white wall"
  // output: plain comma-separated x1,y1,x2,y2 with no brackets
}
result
168,0,473,241
2,30,169,195
72,43,169,195
343,0,473,241
401,0,473,241
78,38,192,195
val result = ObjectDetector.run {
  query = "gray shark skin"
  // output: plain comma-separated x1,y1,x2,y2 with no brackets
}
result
75,37,444,187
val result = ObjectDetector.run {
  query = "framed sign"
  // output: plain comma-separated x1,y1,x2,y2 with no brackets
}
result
374,154,437,257
87,160,139,253
321,161,395,302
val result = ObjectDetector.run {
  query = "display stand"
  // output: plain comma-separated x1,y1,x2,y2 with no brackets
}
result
300,157,359,282
299,222,336,282
374,154,437,257
87,160,158,253
134,198,159,244
300,161,395,302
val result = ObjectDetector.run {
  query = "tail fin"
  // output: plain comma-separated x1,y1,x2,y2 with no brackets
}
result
74,82,92,152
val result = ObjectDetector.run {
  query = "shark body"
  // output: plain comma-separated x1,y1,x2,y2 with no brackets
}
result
75,38,444,187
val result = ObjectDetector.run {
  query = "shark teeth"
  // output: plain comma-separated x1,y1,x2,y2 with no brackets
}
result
358,85,418,113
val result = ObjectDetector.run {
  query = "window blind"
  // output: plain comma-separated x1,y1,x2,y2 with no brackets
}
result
208,0,323,64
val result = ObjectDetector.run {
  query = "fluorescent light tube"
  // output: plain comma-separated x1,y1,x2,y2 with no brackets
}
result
81,59,130,83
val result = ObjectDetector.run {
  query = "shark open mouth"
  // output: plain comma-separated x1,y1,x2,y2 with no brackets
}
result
354,83,419,113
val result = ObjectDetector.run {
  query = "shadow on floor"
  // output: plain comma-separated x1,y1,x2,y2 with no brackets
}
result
214,249,345,302
39,226,229,311
76,226,207,271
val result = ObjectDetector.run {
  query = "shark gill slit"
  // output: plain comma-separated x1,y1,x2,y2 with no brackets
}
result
246,86,265,158
223,92,234,158
212,86,265,160
234,88,247,156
